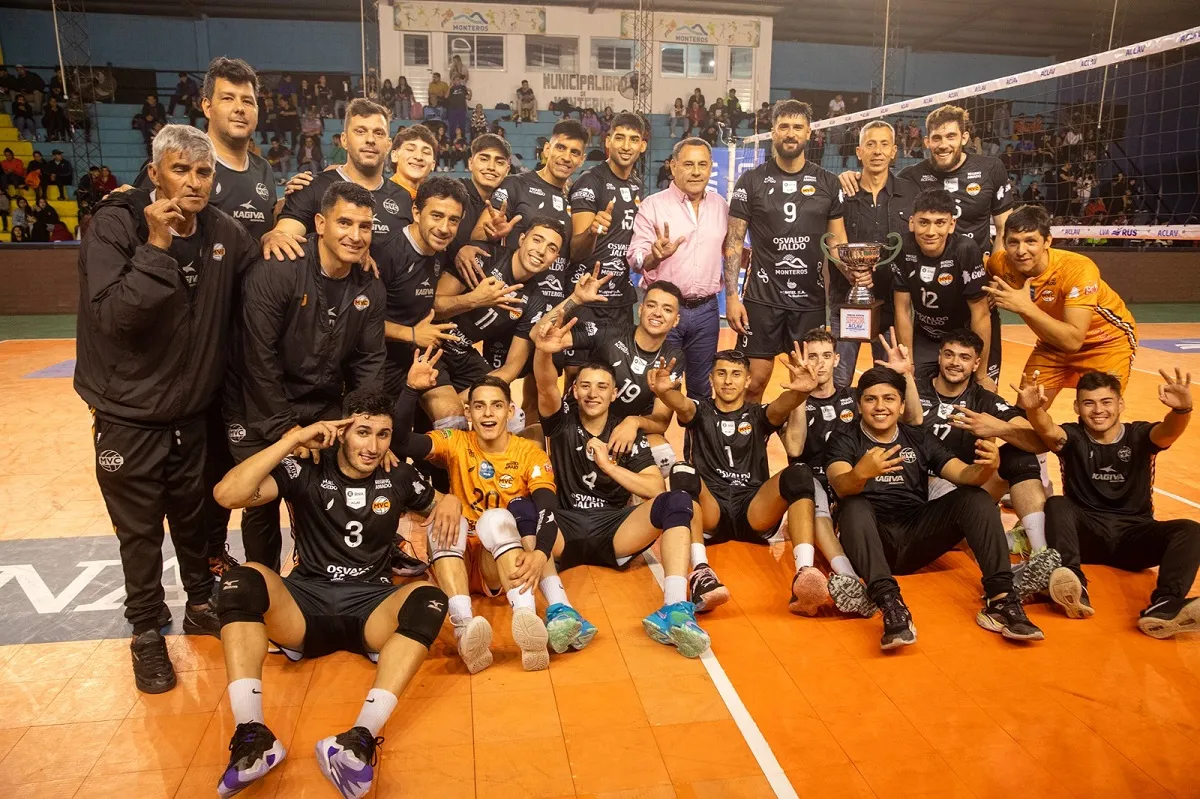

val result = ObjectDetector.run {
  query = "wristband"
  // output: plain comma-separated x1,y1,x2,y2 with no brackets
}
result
1171,406,1192,415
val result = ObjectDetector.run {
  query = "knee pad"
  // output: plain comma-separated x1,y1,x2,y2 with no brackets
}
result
667,462,701,500
434,415,469,431
651,442,677,478
650,489,694,532
778,462,816,505
217,566,270,627
428,517,468,562
396,584,449,649
475,508,524,558
813,478,832,520
999,444,1042,487
506,496,538,537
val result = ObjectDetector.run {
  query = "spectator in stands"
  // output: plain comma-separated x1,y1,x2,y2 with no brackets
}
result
514,80,537,122
686,97,707,137
754,101,771,133
396,76,414,120
11,223,28,242
993,101,1011,138
96,165,117,196
656,159,671,190
434,126,451,171
46,150,72,200
380,79,396,117
77,164,100,204
277,73,297,107
42,97,70,141
449,54,470,83
470,103,488,140
698,119,718,145
315,75,333,117
1,147,25,195
1084,194,1107,223
446,76,471,140
92,65,116,103
15,66,44,114
1000,144,1018,182
329,132,346,165
669,98,686,138
169,72,199,116
600,106,615,135
301,103,323,140
276,96,300,147
689,87,705,109
136,94,167,153
427,72,449,108
708,96,726,122
1110,190,1133,219
0,191,7,232
51,220,72,241
808,127,826,164
828,93,846,118
298,78,315,111
296,133,324,174
259,95,277,144
581,108,603,139
266,137,291,181
365,67,380,101
447,131,468,171
25,151,46,201
0,66,14,113
490,120,506,139
48,67,65,102
839,125,858,167
12,94,36,141
725,89,747,130
11,196,30,236
1023,181,1043,203
30,196,58,242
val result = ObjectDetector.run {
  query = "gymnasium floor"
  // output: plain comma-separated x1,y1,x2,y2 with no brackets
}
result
1,318,1199,799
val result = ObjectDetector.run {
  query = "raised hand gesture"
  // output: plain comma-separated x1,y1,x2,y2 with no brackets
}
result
405,345,443,391
856,444,904,480
973,438,1000,470
780,341,819,395
532,316,577,354
292,417,353,463
650,222,685,262
1011,370,1049,413
981,276,1035,316
646,357,683,396
571,262,613,305
591,198,615,237
482,199,523,241
1158,367,1193,411
874,326,913,376
471,275,525,315
412,310,459,349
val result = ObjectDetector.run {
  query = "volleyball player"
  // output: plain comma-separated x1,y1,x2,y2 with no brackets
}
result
449,133,512,281
388,124,439,198
724,100,849,403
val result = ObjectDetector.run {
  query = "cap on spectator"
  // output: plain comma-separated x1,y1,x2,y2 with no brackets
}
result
52,149,63,155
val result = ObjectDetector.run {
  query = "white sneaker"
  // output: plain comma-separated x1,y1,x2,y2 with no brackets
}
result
455,615,493,674
511,608,549,671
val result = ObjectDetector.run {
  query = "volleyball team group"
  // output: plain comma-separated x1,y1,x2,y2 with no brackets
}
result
71,56,1199,798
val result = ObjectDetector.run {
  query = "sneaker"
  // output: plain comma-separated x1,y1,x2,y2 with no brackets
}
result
1137,596,1200,639
1048,567,1095,619
688,565,730,613
511,607,550,671
131,629,176,694
209,544,240,578
1007,521,1031,556
642,601,711,658
183,602,222,638
976,593,1045,641
315,726,381,799
217,721,287,797
1014,547,1061,600
828,573,878,617
390,538,429,578
788,566,831,616
544,603,593,653
454,615,493,674
878,592,917,650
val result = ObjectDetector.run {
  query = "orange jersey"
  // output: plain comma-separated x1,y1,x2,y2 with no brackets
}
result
987,247,1137,353
425,429,555,523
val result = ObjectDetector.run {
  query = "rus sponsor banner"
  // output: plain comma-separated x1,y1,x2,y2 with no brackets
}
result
394,2,546,34
620,13,761,47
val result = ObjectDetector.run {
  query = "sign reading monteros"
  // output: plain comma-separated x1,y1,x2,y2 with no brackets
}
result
394,3,547,34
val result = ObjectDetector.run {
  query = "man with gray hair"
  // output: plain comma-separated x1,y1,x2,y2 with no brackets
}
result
75,123,259,695
831,119,920,387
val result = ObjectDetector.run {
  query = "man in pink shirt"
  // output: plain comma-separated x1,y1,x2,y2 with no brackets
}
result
628,138,728,399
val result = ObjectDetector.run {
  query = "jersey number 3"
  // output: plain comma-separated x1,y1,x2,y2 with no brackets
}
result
344,521,363,548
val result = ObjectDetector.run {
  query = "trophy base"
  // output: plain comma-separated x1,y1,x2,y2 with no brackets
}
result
835,301,884,342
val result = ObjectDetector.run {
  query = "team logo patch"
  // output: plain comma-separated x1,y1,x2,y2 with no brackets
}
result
281,457,302,478
212,243,226,262
620,187,632,202
800,185,816,196
965,182,981,196
479,460,495,479
353,294,370,311
737,421,753,435
321,479,338,490
1039,288,1056,303
782,180,797,194
372,496,391,515
631,355,647,375
345,487,366,509
492,187,508,204
227,423,246,443
839,409,855,423
98,450,124,472
938,403,955,419
938,272,954,286
720,420,736,436
920,266,936,283
382,198,401,215
256,182,270,200
943,178,959,192
821,405,837,421
498,474,514,490
899,448,917,464
552,195,564,211
1118,446,1132,462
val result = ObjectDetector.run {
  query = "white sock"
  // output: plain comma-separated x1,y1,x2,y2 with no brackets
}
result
1022,511,1048,551
793,543,815,570
448,594,473,626
690,542,708,569
507,586,537,613
664,575,687,605
228,678,264,726
354,688,398,737
829,555,857,577
539,576,571,608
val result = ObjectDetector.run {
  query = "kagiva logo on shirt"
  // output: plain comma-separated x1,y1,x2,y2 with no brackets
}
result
353,295,370,311
382,198,401,216
938,273,954,286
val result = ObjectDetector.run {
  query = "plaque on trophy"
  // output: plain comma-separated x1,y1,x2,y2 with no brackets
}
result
820,232,903,342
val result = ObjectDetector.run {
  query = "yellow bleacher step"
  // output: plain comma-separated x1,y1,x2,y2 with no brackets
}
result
0,115,11,126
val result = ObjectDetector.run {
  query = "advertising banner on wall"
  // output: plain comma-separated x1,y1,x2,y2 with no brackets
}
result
394,3,547,34
619,13,761,47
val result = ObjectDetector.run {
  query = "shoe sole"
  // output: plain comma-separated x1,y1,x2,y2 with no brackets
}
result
570,624,597,651
642,618,674,647
828,575,878,618
788,570,831,616
546,615,583,655
1016,550,1061,599
182,619,222,639
315,740,369,799
458,616,494,674
134,672,177,694
668,624,711,658
975,610,1046,641
1049,568,1094,619
1138,600,1200,639
694,584,731,614
512,609,550,671
880,626,917,651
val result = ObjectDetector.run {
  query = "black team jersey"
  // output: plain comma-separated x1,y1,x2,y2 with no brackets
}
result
898,154,1013,251
543,403,655,510
916,376,1024,462
891,232,987,341
446,248,538,355
729,159,844,312
1059,421,1162,518
795,386,858,478
826,423,956,515
281,167,413,254
568,162,643,308
491,171,572,280
377,226,446,327
136,154,278,241
568,322,684,419
270,455,434,584
449,177,489,263
684,400,781,494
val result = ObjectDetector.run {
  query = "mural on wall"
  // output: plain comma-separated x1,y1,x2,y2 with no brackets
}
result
619,12,761,47
394,2,547,34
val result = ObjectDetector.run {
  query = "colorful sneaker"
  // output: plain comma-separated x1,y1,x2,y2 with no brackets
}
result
977,593,1045,641
1007,521,1031,556
688,565,730,613
209,544,240,578
642,601,711,658
218,721,286,797
454,615,493,674
1137,596,1200,639
878,592,917,651
1014,547,1061,600
315,726,380,799
1048,567,1094,619
544,603,585,654
828,573,878,617
511,607,550,671
573,616,598,651
788,566,831,616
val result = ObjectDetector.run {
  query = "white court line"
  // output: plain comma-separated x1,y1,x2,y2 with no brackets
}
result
642,549,799,799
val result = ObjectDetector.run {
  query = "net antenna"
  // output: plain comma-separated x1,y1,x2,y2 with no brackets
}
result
51,0,103,173
737,26,1200,242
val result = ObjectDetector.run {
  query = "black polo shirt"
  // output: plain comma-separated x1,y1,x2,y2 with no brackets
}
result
835,172,920,320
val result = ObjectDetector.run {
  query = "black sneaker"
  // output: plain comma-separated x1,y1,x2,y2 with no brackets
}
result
878,592,917,650
218,721,287,797
209,544,240,578
688,565,730,613
977,593,1045,641
183,602,222,638
1048,567,1094,619
315,726,382,798
391,538,430,578
1137,596,1200,639
131,629,176,694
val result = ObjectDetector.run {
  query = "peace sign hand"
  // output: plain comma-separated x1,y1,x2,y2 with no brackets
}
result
483,199,523,241
1158,367,1193,411
651,222,686,262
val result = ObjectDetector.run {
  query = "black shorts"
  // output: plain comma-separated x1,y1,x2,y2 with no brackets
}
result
707,485,773,544
563,304,637,367
279,576,401,659
385,340,452,399
738,301,826,359
440,344,492,393
555,506,640,571
487,336,565,380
